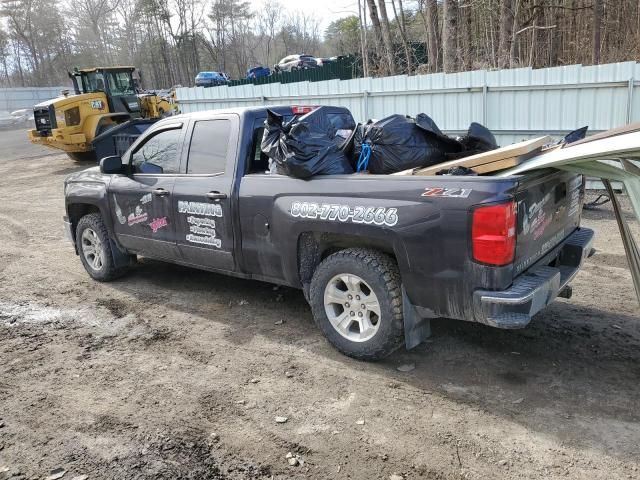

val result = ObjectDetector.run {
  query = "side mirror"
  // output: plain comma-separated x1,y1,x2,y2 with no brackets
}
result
100,155,123,174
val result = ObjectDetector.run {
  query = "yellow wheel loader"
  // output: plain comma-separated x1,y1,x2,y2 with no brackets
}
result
28,66,179,162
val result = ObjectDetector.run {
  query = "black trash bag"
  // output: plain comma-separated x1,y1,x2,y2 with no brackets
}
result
261,110,289,175
415,113,465,150
436,165,478,176
560,126,588,145
461,122,498,151
260,107,354,179
339,124,358,161
354,114,459,174
443,122,499,160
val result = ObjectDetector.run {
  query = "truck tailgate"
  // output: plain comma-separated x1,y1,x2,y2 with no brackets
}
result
513,170,584,276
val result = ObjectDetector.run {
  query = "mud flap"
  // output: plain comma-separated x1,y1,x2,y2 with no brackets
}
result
110,239,134,269
402,287,432,349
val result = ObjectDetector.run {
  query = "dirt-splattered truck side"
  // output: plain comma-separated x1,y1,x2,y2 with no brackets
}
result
63,105,594,360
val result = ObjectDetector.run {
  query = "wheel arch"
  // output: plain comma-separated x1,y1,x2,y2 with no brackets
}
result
67,203,100,233
66,200,120,253
297,231,407,300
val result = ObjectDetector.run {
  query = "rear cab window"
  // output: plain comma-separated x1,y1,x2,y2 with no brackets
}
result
186,120,231,175
246,108,356,175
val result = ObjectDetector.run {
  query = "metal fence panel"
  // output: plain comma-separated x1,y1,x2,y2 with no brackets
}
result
177,61,640,146
0,87,64,112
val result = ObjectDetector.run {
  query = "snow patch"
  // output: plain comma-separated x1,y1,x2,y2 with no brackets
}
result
0,301,114,328
0,301,67,325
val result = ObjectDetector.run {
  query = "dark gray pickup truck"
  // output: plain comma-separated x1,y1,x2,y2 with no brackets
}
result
64,105,594,360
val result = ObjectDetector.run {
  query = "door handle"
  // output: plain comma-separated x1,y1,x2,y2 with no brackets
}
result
206,191,227,200
152,188,169,197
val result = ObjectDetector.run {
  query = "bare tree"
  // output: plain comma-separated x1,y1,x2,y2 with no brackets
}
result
256,0,282,66
365,0,385,73
73,0,122,62
497,0,515,68
419,0,440,71
376,0,396,74
460,1,473,71
390,0,413,73
3,0,640,87
358,0,370,76
442,0,459,72
593,0,603,64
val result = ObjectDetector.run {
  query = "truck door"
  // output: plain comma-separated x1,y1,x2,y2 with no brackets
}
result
172,116,238,272
108,123,184,259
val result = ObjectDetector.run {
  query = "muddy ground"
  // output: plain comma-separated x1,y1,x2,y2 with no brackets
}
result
0,127,639,480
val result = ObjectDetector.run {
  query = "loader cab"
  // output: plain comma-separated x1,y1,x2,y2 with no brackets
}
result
70,67,141,118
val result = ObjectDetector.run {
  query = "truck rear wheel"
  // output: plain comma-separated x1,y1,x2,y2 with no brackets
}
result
309,248,404,360
67,151,96,162
76,213,129,282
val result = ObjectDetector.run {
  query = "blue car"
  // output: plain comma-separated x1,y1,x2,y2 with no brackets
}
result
246,66,271,80
195,71,228,87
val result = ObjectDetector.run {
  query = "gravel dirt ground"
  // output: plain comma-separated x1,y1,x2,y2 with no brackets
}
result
0,127,639,480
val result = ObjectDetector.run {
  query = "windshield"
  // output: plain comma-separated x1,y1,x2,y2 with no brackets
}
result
81,72,105,93
106,71,135,96
80,70,135,95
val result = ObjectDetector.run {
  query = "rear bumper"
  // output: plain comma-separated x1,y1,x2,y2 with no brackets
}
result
473,228,594,328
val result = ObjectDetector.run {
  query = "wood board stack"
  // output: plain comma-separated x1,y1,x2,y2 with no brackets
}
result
391,136,553,176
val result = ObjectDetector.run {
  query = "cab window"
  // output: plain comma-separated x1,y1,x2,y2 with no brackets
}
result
187,120,231,174
131,128,182,174
82,72,105,92
106,71,135,96
248,126,269,174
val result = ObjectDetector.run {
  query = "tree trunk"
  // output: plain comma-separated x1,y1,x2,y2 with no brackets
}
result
593,0,603,64
496,0,514,68
365,0,385,73
391,0,412,73
442,0,459,72
426,0,440,71
461,2,473,71
376,0,396,74
548,6,561,66
529,20,536,66
358,0,370,76
509,0,521,67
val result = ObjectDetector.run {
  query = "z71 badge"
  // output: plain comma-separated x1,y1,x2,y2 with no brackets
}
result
422,187,472,198
90,100,104,109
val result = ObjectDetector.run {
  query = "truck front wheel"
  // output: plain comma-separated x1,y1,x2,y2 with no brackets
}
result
76,213,129,282
309,248,404,360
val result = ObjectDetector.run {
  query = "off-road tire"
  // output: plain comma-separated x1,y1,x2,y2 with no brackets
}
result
76,213,129,282
309,248,404,360
67,151,97,162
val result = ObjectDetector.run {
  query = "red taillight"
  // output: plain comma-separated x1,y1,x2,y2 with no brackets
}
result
291,105,317,115
472,201,517,266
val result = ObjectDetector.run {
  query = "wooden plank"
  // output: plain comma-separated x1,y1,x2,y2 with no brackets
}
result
411,136,551,176
566,123,640,147
469,156,521,174
470,146,562,174
390,167,418,176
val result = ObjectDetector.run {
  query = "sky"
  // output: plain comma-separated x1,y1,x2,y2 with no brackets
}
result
266,0,360,31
